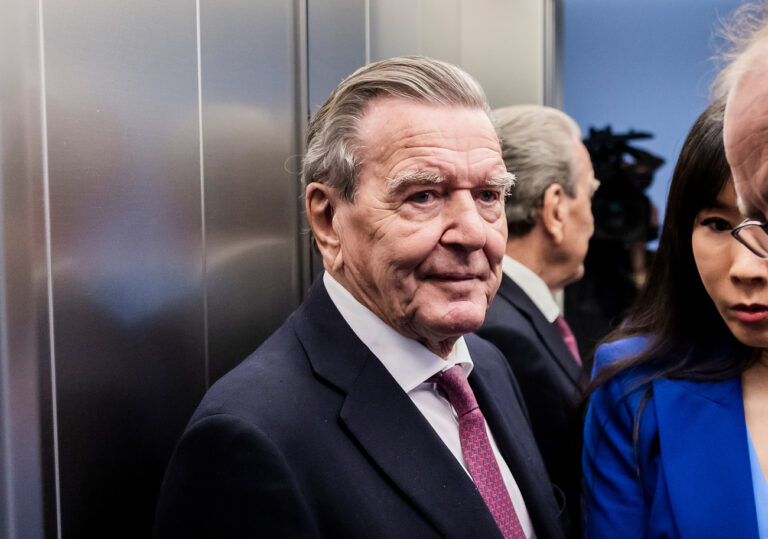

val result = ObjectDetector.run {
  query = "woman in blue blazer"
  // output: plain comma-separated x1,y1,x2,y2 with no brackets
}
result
583,98,768,538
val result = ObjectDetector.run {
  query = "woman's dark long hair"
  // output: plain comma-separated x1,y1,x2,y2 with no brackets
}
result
591,97,755,393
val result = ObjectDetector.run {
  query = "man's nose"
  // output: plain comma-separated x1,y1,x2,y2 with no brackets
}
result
730,240,768,285
440,192,486,251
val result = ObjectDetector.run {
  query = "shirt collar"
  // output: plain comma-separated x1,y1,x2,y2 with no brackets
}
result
501,255,560,323
323,271,473,392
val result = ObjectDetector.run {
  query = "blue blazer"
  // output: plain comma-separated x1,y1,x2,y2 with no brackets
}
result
583,337,759,538
155,278,568,538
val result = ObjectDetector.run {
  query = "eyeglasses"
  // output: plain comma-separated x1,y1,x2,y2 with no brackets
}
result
731,219,768,258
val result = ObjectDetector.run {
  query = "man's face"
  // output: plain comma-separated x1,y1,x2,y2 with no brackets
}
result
331,98,510,356
557,141,598,287
724,56,768,220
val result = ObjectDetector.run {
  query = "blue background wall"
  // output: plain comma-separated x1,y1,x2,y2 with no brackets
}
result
563,0,745,248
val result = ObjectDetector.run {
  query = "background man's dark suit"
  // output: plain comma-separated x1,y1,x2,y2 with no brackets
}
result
154,280,567,538
477,274,588,532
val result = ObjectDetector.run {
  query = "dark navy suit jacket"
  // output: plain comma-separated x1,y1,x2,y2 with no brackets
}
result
583,337,759,538
477,274,588,531
154,279,567,538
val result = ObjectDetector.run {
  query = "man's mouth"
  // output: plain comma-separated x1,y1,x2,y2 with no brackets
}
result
426,273,479,281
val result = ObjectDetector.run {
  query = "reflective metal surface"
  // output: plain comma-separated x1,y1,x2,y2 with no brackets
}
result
0,0,50,537
199,0,301,382
43,1,205,536
369,0,462,63
368,0,550,108
295,0,314,295
456,0,545,107
307,0,367,279
543,0,564,108
307,0,367,112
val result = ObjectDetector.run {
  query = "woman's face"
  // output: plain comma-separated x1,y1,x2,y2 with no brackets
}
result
692,179,768,348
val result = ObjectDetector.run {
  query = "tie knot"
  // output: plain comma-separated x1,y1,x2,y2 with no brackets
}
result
552,315,568,332
428,364,478,417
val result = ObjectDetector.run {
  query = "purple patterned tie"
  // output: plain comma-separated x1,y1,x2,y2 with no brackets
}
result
429,365,526,539
553,315,582,365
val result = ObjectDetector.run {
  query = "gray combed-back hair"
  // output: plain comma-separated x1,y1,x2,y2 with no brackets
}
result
302,56,489,201
712,1,768,99
493,105,582,237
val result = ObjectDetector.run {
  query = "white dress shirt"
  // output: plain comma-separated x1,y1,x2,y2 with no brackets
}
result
323,272,535,538
502,255,560,323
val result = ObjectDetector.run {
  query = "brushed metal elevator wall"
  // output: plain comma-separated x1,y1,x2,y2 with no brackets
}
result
0,1,557,537
0,1,51,538
0,1,302,537
44,2,303,535
44,4,206,536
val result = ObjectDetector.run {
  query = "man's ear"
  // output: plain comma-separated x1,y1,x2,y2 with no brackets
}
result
540,182,566,244
305,182,344,271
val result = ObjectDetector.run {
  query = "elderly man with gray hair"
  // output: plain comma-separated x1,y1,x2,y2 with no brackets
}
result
478,105,599,534
711,2,768,260
155,57,567,538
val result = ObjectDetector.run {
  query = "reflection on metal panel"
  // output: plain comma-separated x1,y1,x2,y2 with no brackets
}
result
369,0,548,108
369,0,461,63
307,0,367,113
306,0,367,278
42,1,206,536
199,0,301,383
418,0,462,65
369,0,424,59
0,1,51,537
543,0,564,109
294,0,314,295
459,0,544,107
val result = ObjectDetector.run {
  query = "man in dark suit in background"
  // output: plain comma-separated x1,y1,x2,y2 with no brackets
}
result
154,57,567,538
478,105,598,534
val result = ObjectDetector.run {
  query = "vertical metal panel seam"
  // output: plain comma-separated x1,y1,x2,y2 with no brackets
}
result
37,0,62,536
0,114,15,539
553,0,563,109
543,0,551,106
295,0,311,298
542,0,563,108
196,0,210,389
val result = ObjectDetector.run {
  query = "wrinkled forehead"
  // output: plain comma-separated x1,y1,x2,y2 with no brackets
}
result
724,60,768,216
724,55,768,154
358,97,494,136
357,98,502,167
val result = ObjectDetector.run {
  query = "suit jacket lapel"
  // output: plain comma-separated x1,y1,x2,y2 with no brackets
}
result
497,276,586,387
653,377,759,538
293,279,503,539
342,356,503,539
470,358,565,539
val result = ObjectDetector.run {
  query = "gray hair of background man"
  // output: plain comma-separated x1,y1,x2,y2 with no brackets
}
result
712,0,768,99
302,56,490,201
493,105,582,237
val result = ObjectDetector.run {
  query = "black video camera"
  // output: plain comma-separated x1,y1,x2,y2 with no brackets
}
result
584,126,664,243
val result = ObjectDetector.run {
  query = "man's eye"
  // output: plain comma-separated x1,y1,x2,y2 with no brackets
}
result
407,190,436,204
477,190,500,203
701,217,732,232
